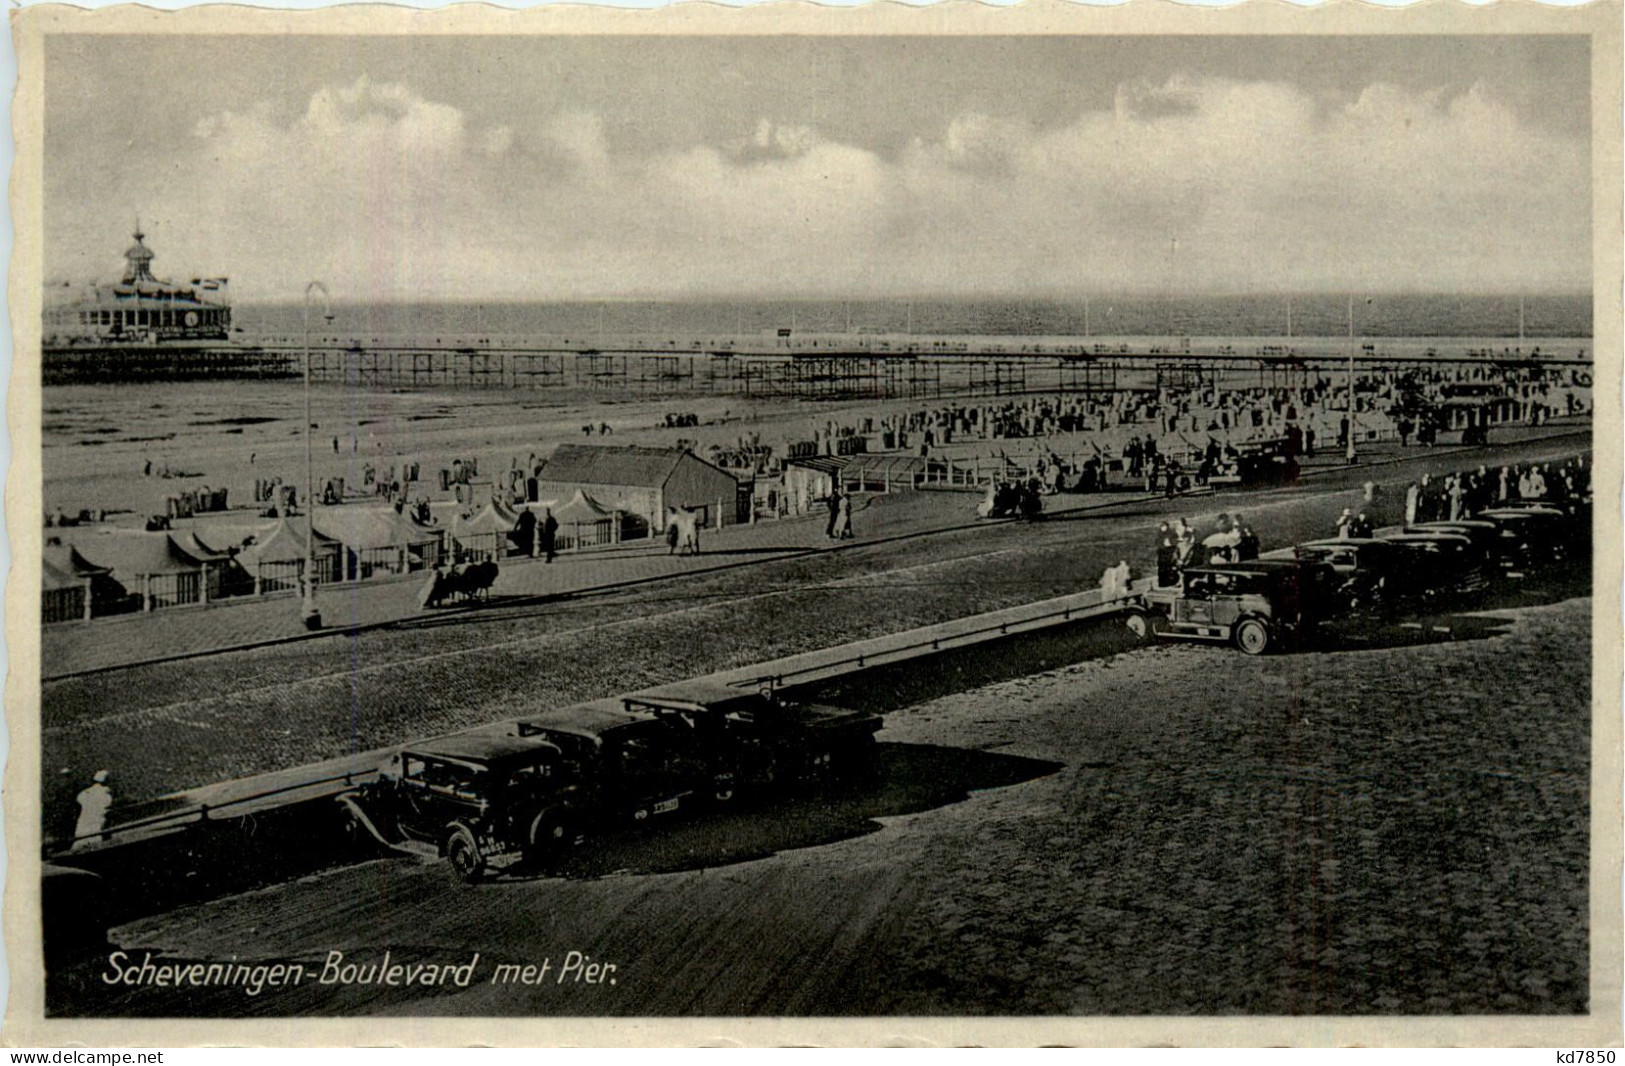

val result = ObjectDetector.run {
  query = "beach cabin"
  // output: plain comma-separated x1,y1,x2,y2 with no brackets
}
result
535,444,742,539
313,505,445,579
41,542,113,623
69,530,231,612
230,518,343,593
450,498,523,562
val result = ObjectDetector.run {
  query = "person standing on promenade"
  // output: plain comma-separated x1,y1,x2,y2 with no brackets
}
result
73,770,113,850
834,492,853,539
826,489,842,539
1404,481,1420,526
1174,518,1196,572
1155,522,1177,586
541,508,559,563
1447,475,1465,521
1237,517,1260,561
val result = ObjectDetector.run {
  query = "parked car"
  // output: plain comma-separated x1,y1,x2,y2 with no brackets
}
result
1290,538,1418,614
1405,520,1502,560
511,702,739,826
621,679,883,788
1126,559,1337,655
338,730,578,883
42,863,111,968
1376,530,1489,597
1475,507,1572,567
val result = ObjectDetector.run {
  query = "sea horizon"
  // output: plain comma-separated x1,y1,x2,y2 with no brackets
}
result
232,292,1594,341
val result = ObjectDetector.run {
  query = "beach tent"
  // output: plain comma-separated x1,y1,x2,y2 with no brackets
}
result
41,542,112,623
449,499,523,561
69,530,224,611
547,490,622,551
312,505,445,580
235,518,343,593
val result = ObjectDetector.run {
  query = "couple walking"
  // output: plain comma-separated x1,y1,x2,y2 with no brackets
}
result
826,489,853,540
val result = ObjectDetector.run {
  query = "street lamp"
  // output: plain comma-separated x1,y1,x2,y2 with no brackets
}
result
1346,293,1358,465
302,280,332,630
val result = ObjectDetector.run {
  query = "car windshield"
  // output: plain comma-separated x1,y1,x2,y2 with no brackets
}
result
403,755,488,800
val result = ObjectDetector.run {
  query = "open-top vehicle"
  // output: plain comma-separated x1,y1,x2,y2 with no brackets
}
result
1126,558,1337,655
621,678,883,788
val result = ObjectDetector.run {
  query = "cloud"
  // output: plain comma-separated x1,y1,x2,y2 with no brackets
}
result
46,74,1589,300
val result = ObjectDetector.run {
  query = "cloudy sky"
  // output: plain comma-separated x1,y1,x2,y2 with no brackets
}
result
44,34,1591,302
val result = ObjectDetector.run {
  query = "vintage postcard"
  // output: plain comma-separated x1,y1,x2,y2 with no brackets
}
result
4,0,1621,1048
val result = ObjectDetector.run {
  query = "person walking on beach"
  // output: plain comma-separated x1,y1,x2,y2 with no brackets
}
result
73,770,113,850
826,490,842,539
833,493,853,540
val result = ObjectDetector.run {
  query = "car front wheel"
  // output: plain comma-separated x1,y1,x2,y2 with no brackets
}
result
445,826,485,884
1235,618,1272,656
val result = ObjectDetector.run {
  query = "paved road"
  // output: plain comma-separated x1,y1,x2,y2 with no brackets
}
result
41,429,1591,837
55,580,1590,1017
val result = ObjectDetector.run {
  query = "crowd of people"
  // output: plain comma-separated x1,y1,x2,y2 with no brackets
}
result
1396,456,1590,527
787,363,1588,474
1152,513,1262,587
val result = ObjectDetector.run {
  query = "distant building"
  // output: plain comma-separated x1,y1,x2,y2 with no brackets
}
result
535,444,742,535
44,222,232,346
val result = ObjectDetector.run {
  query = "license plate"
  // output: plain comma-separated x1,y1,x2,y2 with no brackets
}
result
653,797,680,815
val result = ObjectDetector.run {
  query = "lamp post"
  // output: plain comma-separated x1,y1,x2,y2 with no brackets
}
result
1346,293,1358,465
302,280,332,630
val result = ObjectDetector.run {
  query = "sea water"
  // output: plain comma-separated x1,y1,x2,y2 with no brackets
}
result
235,293,1592,342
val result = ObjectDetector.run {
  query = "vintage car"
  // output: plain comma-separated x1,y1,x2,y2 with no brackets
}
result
42,863,111,967
1126,559,1336,655
1473,506,1572,568
621,678,883,788
1405,520,1501,555
1289,538,1420,613
338,730,577,883
510,702,739,826
1375,530,1489,597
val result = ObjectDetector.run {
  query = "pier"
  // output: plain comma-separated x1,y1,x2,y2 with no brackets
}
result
45,330,1591,397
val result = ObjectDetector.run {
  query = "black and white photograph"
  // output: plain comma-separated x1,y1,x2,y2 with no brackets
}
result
6,1,1621,1046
